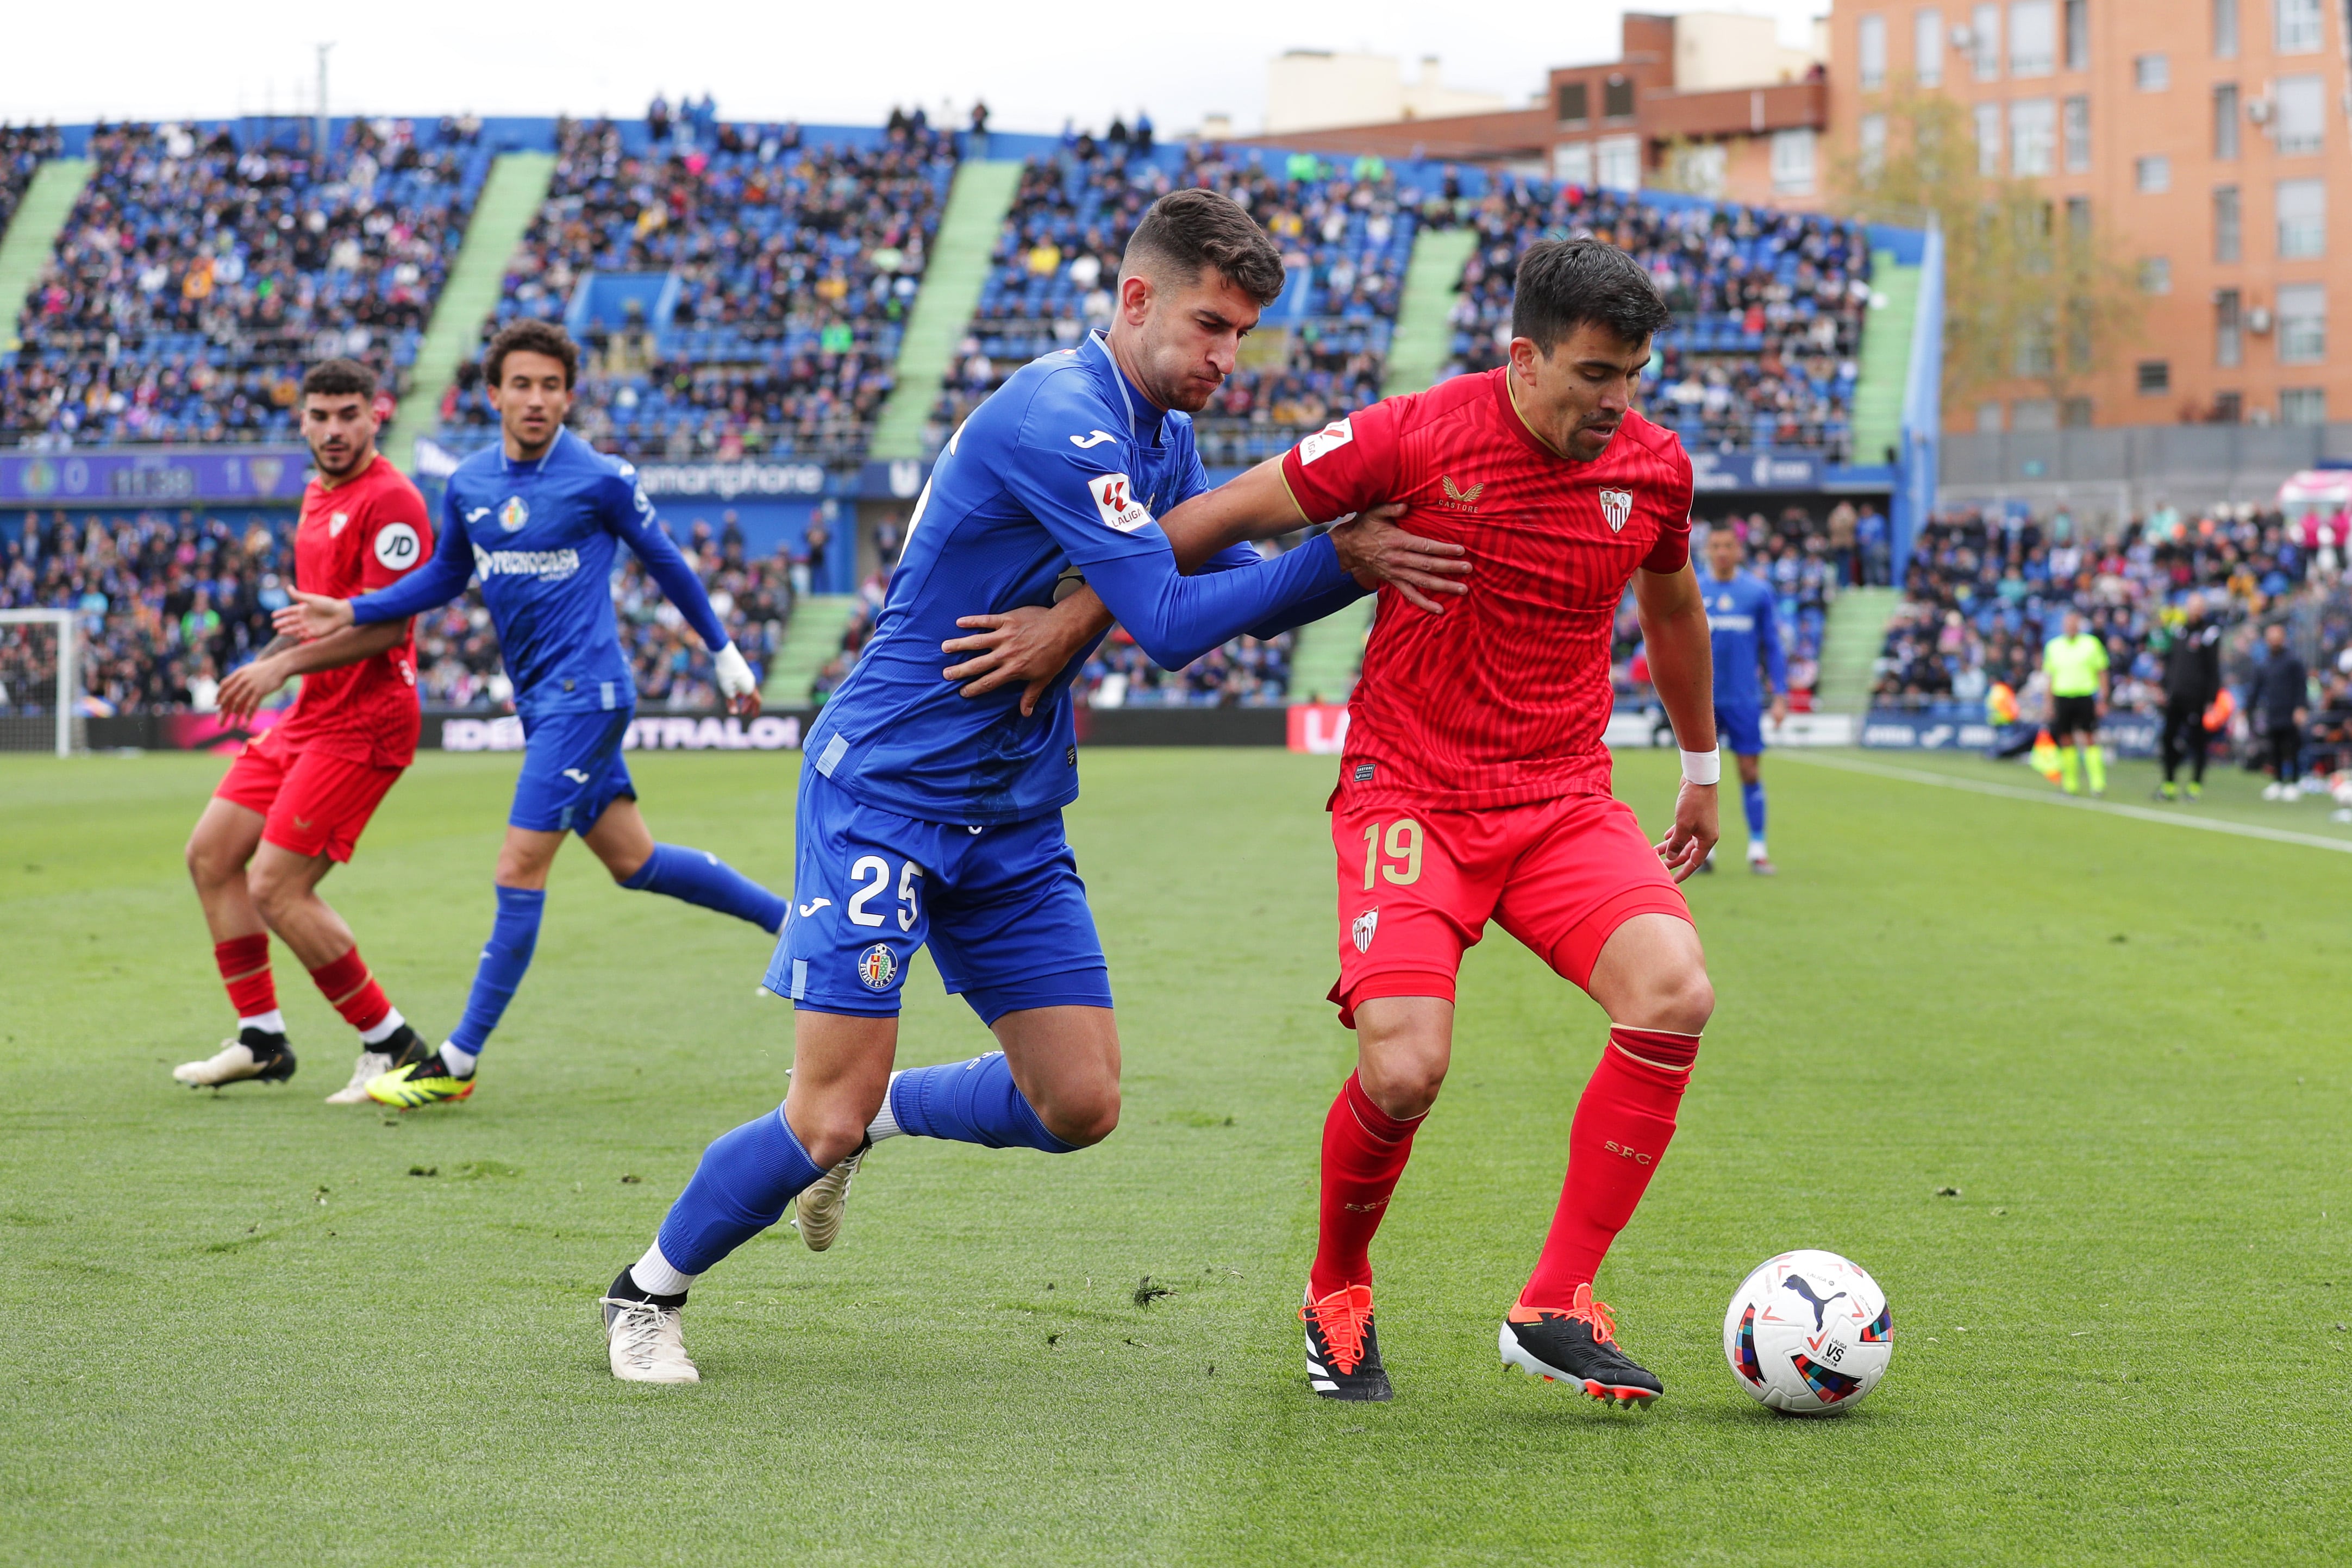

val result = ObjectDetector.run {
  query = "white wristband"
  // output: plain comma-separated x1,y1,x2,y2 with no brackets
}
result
1680,747,1722,786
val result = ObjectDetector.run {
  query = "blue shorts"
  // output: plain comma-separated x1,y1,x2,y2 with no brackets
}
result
1716,702,1766,758
510,707,637,834
765,768,1112,1024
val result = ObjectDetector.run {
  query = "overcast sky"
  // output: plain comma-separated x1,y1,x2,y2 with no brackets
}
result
5,1,1827,134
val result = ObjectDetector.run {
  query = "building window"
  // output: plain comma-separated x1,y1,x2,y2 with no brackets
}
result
2135,155,2170,192
2216,288,2243,367
1975,401,2005,431
1596,134,1642,192
2065,194,2092,236
2009,98,2056,174
2281,387,2328,424
1603,74,1636,119
2278,178,2326,258
1771,128,1818,195
1672,141,1729,196
1975,102,2003,174
2211,391,2244,423
1553,141,1594,187
2213,0,2239,56
2012,398,2059,430
2137,360,2171,394
2008,0,2054,73
1971,2,2001,79
2063,0,2088,67
1860,14,1888,88
1860,112,1890,177
1916,8,1945,85
2062,396,2094,427
2274,76,2325,156
2139,257,2172,293
2278,284,2326,362
2133,54,2169,91
2211,84,2240,159
2062,96,2091,170
1556,81,1590,124
2214,185,2242,260
2016,318,2057,375
2276,0,2323,53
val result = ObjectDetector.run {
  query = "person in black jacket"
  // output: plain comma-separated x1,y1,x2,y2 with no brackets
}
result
2155,593,2223,801
2249,622,2310,800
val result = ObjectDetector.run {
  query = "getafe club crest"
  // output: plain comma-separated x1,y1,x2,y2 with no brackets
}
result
1351,907,1379,955
1598,488,1634,534
857,943,898,991
498,495,529,533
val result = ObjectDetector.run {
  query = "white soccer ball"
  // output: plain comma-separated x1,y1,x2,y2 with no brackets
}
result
1722,1249,1892,1414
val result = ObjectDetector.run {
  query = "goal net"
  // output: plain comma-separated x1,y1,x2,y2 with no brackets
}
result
0,610,80,755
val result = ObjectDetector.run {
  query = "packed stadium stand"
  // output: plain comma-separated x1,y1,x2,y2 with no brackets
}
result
2,119,491,446
933,141,1417,467
0,125,63,234
436,114,956,463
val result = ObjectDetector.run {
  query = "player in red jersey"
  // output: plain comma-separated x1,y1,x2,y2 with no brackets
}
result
174,360,438,1101
949,238,1718,1407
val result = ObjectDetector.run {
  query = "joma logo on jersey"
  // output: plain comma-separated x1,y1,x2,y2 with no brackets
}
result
1439,475,1485,511
497,496,529,533
1086,472,1154,534
1598,488,1634,533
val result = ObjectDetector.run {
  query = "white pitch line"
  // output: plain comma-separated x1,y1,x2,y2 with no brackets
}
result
1778,751,2352,856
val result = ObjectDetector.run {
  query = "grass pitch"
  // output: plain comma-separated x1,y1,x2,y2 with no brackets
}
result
1,744,2346,1566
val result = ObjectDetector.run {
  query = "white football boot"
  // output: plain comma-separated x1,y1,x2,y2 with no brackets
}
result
793,1140,867,1252
172,1036,296,1087
325,1051,394,1105
602,1297,700,1384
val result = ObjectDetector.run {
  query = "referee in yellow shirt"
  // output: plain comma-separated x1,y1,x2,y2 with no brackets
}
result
2042,609,2111,796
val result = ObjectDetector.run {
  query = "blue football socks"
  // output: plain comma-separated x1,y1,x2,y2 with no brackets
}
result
655,1105,827,1275
448,885,545,1055
1742,779,1767,842
886,1052,1075,1153
622,843,787,932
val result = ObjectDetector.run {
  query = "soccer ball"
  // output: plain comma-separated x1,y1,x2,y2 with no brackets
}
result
1722,1249,1892,1414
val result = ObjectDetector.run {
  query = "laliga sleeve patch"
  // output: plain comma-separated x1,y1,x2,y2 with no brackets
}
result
1298,417,1355,465
372,520,423,571
1086,472,1155,534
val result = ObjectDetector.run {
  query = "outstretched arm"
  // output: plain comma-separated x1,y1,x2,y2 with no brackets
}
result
611,483,761,716
1635,562,1719,882
216,620,413,723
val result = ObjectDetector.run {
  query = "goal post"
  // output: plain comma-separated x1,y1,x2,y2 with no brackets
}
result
0,609,79,757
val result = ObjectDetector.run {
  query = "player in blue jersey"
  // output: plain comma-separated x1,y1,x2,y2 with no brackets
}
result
595,190,1467,1383
276,321,788,1106
1698,524,1786,874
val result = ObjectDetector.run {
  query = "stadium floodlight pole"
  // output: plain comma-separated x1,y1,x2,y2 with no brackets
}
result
0,609,75,756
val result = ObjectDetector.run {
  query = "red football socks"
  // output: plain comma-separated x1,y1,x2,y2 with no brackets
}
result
1519,1026,1700,1310
308,946,391,1034
214,933,276,1020
1309,1071,1427,1297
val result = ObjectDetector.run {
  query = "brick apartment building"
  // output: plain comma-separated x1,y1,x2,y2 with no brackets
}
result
1236,13,1830,210
1826,0,2352,434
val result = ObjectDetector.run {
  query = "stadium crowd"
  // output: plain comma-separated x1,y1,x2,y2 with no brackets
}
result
0,506,793,717
440,111,955,462
0,123,62,233
2,119,489,447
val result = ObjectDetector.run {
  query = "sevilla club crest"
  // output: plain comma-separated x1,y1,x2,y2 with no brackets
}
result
1598,488,1634,534
1351,907,1379,954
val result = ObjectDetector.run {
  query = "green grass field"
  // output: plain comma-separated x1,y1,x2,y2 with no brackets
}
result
2,744,2347,1566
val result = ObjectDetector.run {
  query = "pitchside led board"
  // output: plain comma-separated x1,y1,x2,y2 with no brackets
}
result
0,448,312,506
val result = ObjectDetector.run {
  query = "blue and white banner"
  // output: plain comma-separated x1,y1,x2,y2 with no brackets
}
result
0,447,312,506
1861,710,2160,758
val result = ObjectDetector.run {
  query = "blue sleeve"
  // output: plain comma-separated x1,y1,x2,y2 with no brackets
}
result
1194,539,1371,642
351,486,472,624
1084,534,1353,670
604,471,731,651
1754,581,1787,693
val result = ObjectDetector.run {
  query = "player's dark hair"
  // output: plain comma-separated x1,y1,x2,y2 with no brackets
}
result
1121,188,1286,306
1511,238,1671,356
301,357,378,402
485,319,580,389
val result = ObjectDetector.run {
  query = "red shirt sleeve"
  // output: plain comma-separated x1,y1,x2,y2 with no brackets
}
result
1279,396,1406,524
358,477,435,592
1639,448,1694,574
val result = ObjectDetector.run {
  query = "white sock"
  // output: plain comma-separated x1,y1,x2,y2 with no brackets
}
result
865,1070,906,1143
359,1008,405,1047
1748,838,1768,860
439,1040,478,1078
238,1009,286,1037
629,1240,699,1297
